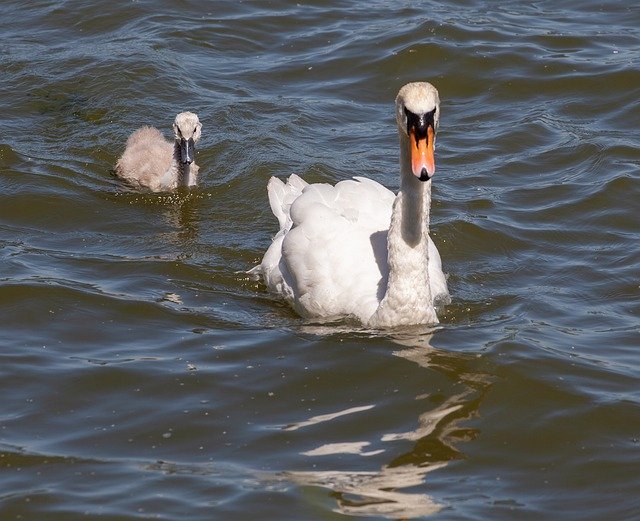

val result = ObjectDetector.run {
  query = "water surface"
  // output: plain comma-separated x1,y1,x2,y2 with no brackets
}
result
1,1,639,519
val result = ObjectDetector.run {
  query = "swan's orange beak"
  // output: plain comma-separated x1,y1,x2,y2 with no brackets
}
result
410,126,435,181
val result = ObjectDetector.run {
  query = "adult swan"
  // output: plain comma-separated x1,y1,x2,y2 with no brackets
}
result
251,82,450,328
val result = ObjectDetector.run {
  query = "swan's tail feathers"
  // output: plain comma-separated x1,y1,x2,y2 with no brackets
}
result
247,264,262,280
285,173,308,193
267,174,307,231
267,177,287,229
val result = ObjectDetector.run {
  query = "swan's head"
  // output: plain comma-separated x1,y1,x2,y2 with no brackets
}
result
396,82,440,181
173,111,202,164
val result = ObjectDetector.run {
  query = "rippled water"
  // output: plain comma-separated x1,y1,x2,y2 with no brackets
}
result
1,1,639,519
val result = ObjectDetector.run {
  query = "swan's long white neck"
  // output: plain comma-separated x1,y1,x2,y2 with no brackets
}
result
368,131,437,327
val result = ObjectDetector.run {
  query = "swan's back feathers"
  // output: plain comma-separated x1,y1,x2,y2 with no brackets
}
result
291,177,395,232
257,175,400,322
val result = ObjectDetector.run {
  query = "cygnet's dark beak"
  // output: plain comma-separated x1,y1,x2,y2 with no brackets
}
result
180,138,195,164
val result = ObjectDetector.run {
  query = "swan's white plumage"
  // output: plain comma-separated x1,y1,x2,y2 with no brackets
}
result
254,82,450,327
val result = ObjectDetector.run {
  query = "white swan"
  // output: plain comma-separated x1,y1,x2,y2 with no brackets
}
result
115,111,202,191
252,82,449,328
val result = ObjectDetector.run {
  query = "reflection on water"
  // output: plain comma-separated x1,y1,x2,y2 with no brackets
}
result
284,404,376,432
279,332,492,519
159,191,202,246
286,463,447,518
103,187,204,261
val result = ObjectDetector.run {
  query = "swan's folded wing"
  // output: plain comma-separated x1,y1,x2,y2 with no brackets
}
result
280,178,396,321
427,237,450,305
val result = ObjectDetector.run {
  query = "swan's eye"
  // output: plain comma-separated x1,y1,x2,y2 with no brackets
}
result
403,107,412,134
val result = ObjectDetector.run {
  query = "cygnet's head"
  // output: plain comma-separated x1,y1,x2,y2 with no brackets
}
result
173,112,202,164
395,82,440,181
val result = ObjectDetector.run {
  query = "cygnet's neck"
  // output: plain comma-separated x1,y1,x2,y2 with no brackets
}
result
368,131,436,327
173,141,197,188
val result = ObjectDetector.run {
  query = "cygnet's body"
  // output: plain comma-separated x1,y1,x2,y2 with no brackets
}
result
115,112,202,191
